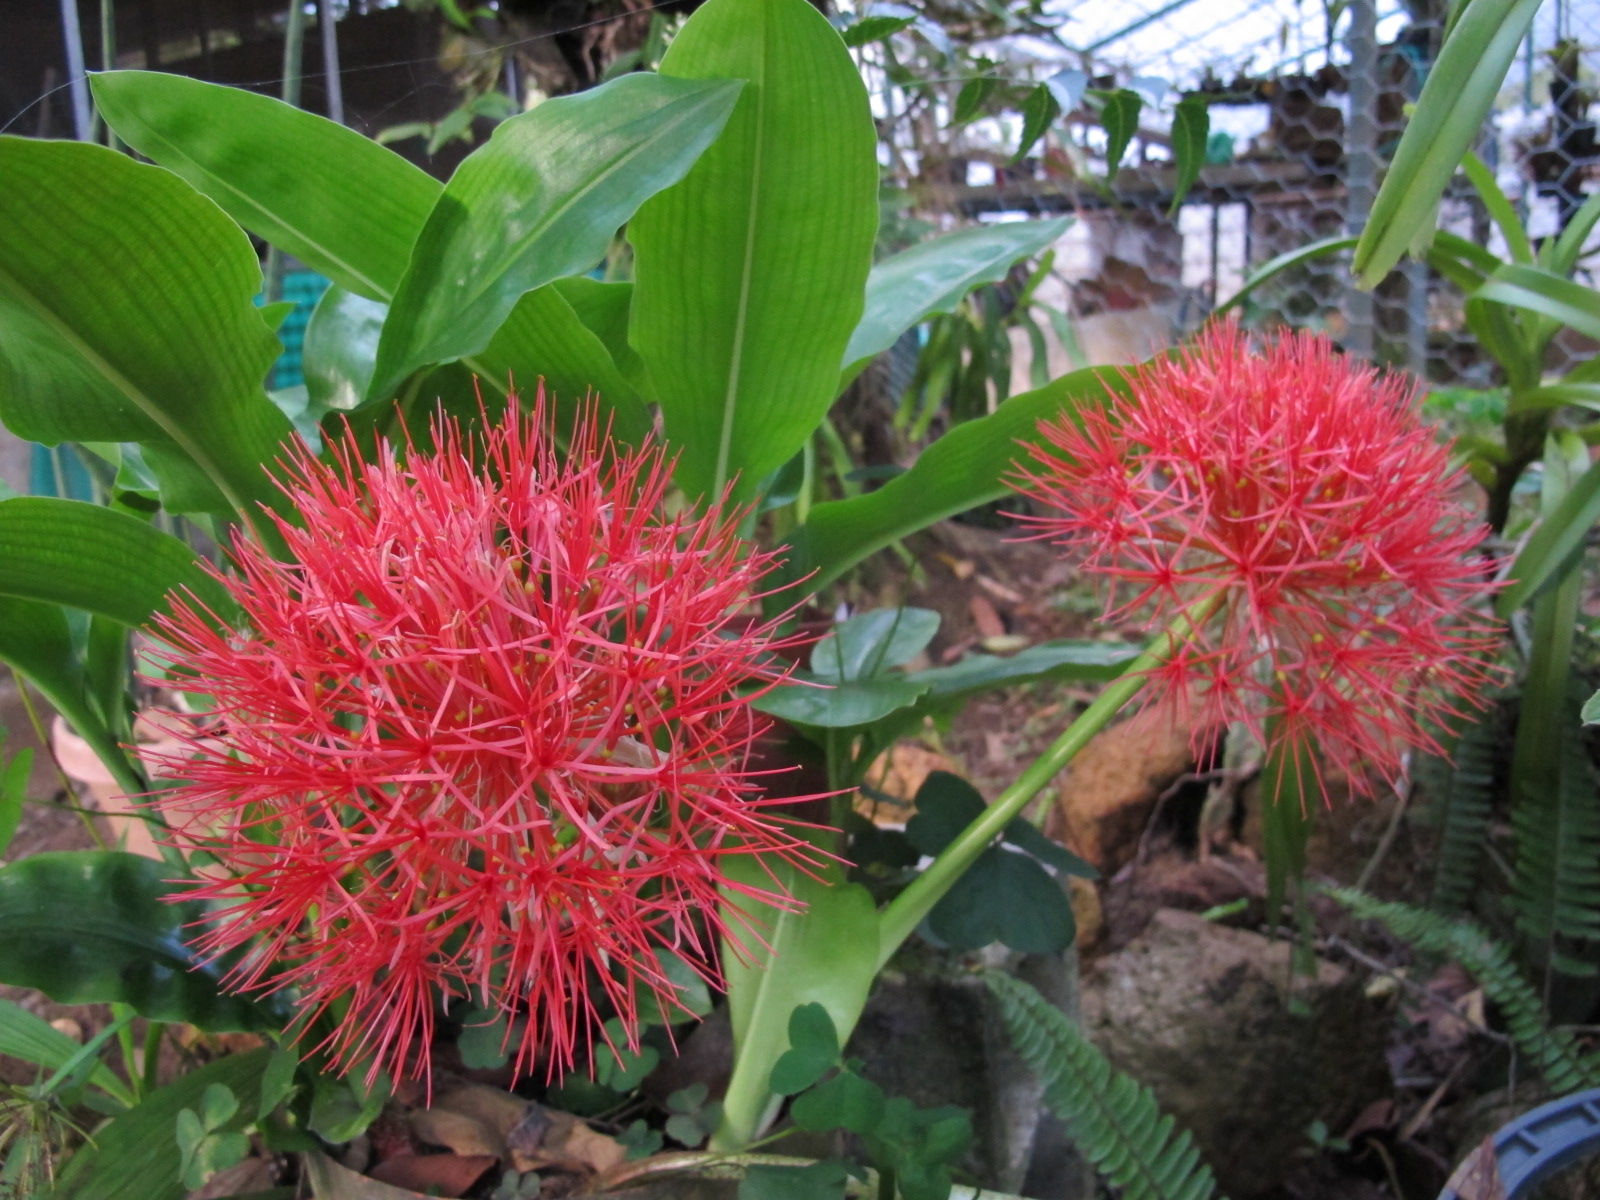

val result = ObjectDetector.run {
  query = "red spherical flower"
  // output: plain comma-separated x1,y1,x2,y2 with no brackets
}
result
1011,322,1501,798
146,393,818,1085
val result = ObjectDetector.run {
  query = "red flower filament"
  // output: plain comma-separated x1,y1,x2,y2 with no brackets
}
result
148,395,815,1084
1012,323,1501,798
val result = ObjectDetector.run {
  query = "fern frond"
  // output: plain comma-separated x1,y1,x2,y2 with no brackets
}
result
1329,888,1600,1094
984,972,1226,1200
1511,711,1600,975
1428,709,1497,914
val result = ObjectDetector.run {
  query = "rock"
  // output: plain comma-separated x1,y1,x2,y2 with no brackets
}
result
848,948,1093,1200
185,1157,275,1200
1046,713,1195,875
1067,876,1103,950
367,1153,498,1196
1080,909,1390,1199
856,742,960,825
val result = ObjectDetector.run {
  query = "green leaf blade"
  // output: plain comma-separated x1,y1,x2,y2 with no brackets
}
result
0,136,295,519
783,365,1128,593
372,74,744,400
1168,98,1210,215
0,498,229,626
91,71,439,301
630,0,880,501
1350,0,1544,287
0,850,288,1032
843,218,1071,377
53,1049,273,1200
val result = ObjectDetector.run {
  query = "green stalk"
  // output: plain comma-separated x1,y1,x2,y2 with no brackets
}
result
141,1021,164,1095
874,597,1217,967
110,1003,139,1097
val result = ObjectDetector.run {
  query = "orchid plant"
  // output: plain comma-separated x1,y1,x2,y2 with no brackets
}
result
0,0,1505,1193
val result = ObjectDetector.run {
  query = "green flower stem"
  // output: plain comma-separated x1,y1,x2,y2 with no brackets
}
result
873,595,1218,969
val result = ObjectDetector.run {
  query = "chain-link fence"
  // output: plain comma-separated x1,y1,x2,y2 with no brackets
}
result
870,0,1600,394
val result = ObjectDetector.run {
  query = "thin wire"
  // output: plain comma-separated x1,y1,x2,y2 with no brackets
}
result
4,0,685,136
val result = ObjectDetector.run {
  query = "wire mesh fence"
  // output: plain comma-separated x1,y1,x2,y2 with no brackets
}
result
864,0,1600,404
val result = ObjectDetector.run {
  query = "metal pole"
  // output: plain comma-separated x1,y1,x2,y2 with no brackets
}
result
58,0,93,140
99,0,122,150
503,51,520,110
281,0,307,109
1344,0,1379,360
318,0,344,125
265,1,308,302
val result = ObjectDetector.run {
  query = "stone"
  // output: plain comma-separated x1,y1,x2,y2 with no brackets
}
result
848,948,1093,1200
1068,876,1103,951
1080,909,1390,1199
855,741,960,825
1046,714,1196,875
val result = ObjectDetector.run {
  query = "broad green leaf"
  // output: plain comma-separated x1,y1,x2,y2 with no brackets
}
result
1550,189,1600,276
1003,817,1097,878
0,498,229,625
1013,84,1060,164
0,851,285,1031
1217,234,1356,315
1475,262,1600,343
1466,293,1542,393
0,137,294,520
901,770,1091,879
1496,452,1600,616
469,285,652,442
1092,89,1142,174
1460,152,1533,264
1515,382,1600,412
782,366,1128,593
303,286,389,415
842,14,915,45
630,0,879,501
257,301,296,332
756,608,944,728
92,71,437,300
258,1048,299,1118
1583,689,1600,725
843,218,1071,378
1431,229,1504,277
717,858,879,1148
308,1069,389,1144
1508,435,1590,955
1351,0,1543,287
904,771,989,855
457,1006,512,1070
769,1002,839,1095
1168,96,1210,214
0,748,25,857
925,846,1076,953
791,1071,886,1134
594,1016,660,1091
636,947,715,1025
371,74,743,400
907,639,1140,697
755,675,930,727
52,1049,271,1200
0,998,126,1099
954,76,1000,123
551,277,649,396
0,597,124,791
811,607,941,678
